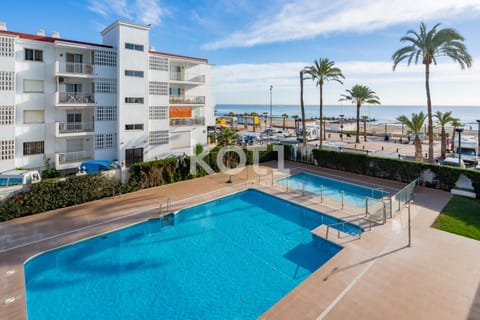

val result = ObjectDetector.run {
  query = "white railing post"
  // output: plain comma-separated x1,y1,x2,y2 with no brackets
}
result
365,197,368,217
320,185,323,203
341,191,344,210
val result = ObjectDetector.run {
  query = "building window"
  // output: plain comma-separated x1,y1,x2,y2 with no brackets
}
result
96,105,117,121
149,130,169,145
125,97,144,104
0,36,14,57
23,141,44,156
149,55,168,71
149,106,168,120
125,42,144,51
95,133,116,149
0,106,15,125
95,79,117,93
25,48,43,61
0,71,14,91
125,124,144,131
23,110,44,124
23,79,44,93
93,49,116,67
149,81,168,95
0,140,14,160
125,70,144,78
95,134,105,150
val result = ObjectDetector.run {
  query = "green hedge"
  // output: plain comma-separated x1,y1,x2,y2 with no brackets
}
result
311,149,480,197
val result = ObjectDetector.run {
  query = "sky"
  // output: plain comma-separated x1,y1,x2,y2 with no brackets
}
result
1,0,480,106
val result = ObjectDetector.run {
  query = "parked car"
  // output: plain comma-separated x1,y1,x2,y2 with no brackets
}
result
276,129,292,138
238,134,260,145
441,157,465,168
260,128,276,137
0,170,41,187
79,160,121,174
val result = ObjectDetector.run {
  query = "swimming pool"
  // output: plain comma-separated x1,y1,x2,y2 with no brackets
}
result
24,189,361,320
277,172,389,207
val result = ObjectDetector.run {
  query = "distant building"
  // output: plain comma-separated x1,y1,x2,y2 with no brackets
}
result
0,20,215,173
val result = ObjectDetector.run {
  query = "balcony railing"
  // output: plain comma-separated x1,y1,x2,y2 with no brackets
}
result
57,62,94,75
170,117,205,127
169,95,205,104
170,72,205,83
57,121,94,134
57,151,93,165
58,92,95,104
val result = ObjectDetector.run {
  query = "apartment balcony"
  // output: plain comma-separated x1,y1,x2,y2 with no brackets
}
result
57,92,95,106
169,96,205,105
55,122,94,137
55,151,93,170
170,117,205,127
56,62,95,77
170,72,205,83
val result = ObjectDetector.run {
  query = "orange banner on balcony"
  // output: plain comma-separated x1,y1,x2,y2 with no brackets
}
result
169,106,192,118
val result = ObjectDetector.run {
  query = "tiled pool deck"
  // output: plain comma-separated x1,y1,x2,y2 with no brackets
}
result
1,161,479,319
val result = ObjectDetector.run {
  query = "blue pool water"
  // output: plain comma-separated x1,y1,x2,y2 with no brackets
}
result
277,172,389,207
25,189,361,320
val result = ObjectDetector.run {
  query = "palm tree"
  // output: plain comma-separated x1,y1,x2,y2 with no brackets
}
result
392,22,472,163
304,58,345,148
434,111,454,160
339,85,380,143
361,115,369,142
300,69,307,146
292,115,299,135
282,113,288,130
450,118,462,152
216,127,238,146
322,116,328,140
397,112,427,162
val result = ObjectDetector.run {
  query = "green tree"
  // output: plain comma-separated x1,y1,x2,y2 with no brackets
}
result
450,118,462,152
361,115,369,142
397,112,427,162
339,85,380,144
282,113,288,130
216,128,238,146
392,22,472,163
434,111,454,160
304,58,345,148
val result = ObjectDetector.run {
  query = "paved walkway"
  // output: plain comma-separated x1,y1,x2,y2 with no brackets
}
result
1,163,479,319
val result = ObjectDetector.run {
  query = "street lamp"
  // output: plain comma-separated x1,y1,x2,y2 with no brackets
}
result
339,114,344,140
456,127,464,167
269,85,273,128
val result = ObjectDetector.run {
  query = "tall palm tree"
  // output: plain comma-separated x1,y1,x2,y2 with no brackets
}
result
322,116,328,140
304,58,345,149
361,115,369,142
397,112,427,162
434,111,454,160
216,127,238,146
282,113,288,130
450,118,462,152
339,85,380,143
392,22,472,163
300,69,307,146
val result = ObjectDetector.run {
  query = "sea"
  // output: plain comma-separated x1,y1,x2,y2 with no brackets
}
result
215,104,480,127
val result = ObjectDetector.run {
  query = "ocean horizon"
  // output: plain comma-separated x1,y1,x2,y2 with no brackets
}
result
215,104,480,126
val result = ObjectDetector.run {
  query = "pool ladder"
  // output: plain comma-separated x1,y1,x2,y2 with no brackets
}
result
159,198,172,215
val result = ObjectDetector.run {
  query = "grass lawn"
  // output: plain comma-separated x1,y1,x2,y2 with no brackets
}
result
432,196,480,241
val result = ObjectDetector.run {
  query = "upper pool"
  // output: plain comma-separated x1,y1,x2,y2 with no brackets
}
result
25,189,360,319
277,172,389,207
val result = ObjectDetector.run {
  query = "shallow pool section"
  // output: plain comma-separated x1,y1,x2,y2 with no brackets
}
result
25,189,360,320
277,172,388,207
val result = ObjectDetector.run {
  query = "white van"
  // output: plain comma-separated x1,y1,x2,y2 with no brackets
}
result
0,170,41,187
297,125,320,141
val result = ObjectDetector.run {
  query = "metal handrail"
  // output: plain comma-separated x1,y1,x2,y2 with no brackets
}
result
325,213,369,240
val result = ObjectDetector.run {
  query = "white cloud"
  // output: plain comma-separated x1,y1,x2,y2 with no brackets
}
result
213,58,480,105
87,0,167,26
203,0,480,49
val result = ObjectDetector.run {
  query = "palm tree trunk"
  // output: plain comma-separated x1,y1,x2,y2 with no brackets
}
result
300,70,306,146
451,127,456,151
441,127,446,159
415,137,422,162
319,84,323,148
363,121,367,142
355,102,361,143
425,63,434,163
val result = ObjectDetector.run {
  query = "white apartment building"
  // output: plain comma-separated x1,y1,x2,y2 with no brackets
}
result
0,20,215,173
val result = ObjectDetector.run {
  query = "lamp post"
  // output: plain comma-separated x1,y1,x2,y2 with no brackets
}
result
456,127,464,167
339,114,344,140
269,85,273,128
